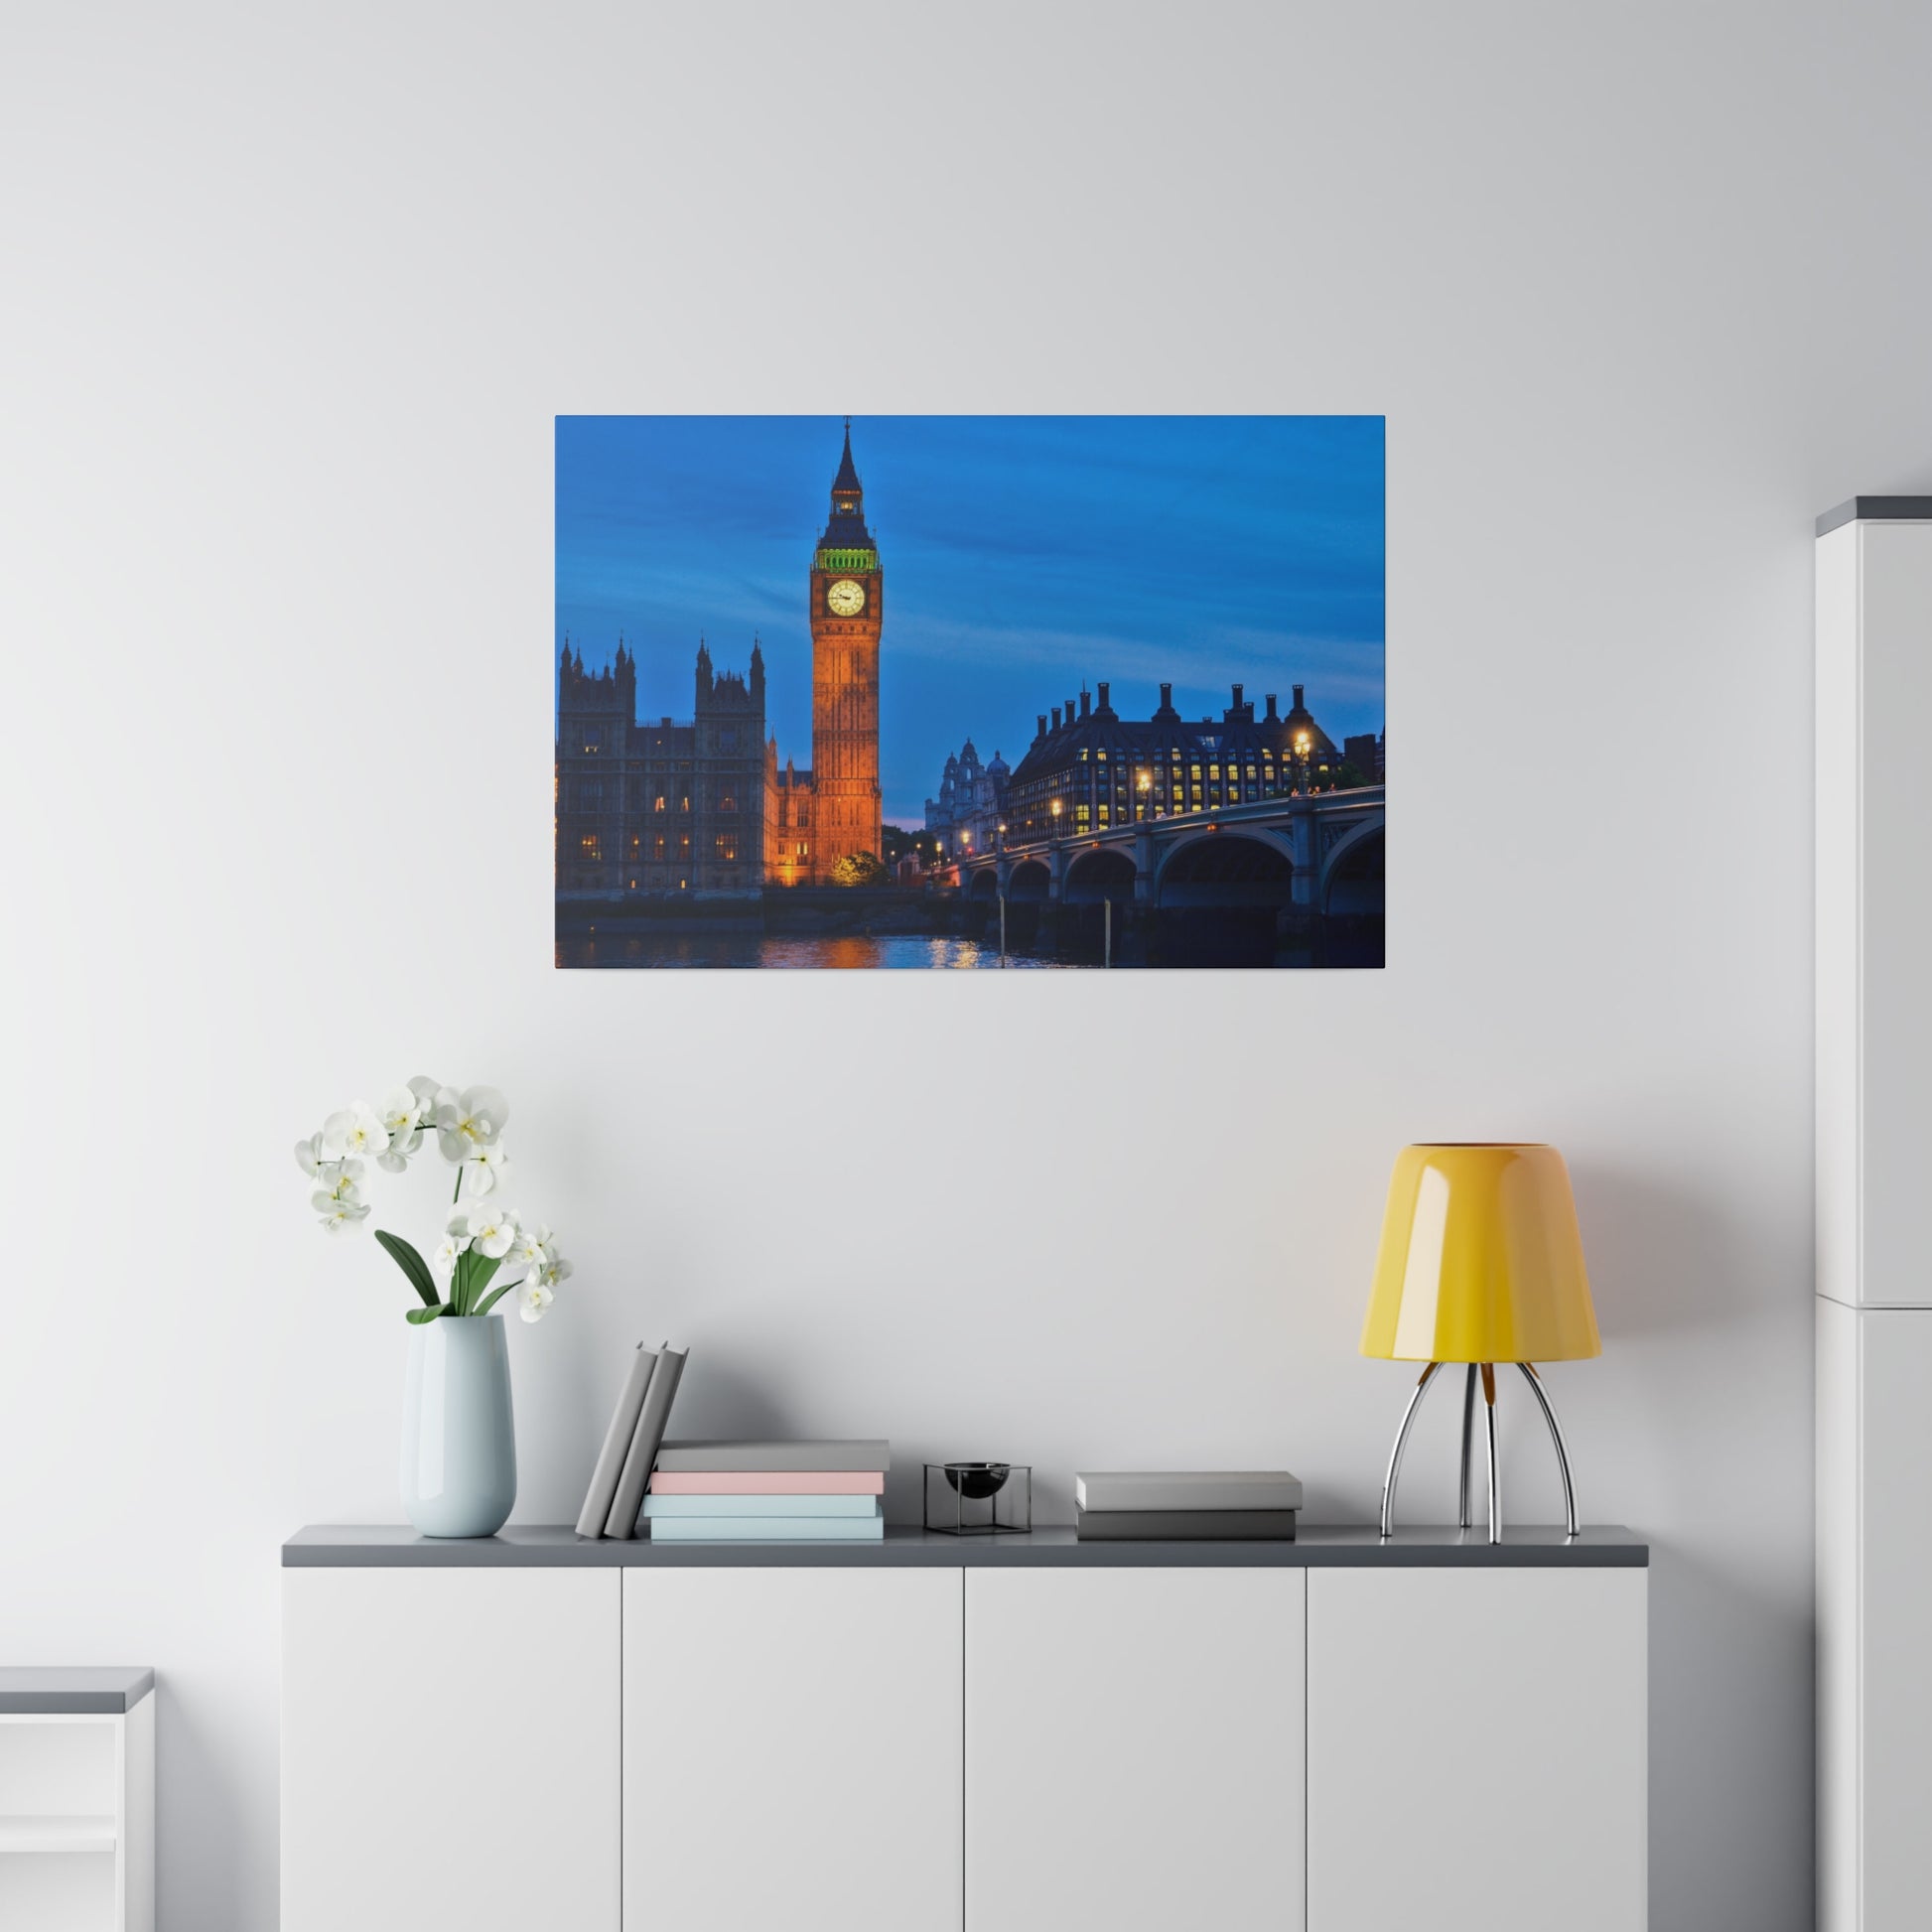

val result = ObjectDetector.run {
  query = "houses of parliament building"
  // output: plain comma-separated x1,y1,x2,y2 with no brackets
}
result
555,423,884,900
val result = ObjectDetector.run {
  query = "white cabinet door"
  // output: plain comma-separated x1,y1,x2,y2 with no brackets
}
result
1307,1568,1645,1932
623,1567,962,1932
965,1567,1306,1932
282,1568,621,1932
1857,1308,1932,1927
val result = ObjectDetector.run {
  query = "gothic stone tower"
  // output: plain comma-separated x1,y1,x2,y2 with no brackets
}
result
809,420,883,880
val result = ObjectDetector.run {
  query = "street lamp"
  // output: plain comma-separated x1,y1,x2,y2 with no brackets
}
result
1050,795,1062,841
1294,730,1311,793
1138,770,1151,822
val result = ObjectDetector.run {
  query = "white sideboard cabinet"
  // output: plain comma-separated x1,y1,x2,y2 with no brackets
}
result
282,1525,1647,1932
1816,499,1932,1932
0,1670,153,1932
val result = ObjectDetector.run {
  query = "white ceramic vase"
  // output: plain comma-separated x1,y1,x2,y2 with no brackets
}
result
400,1315,516,1538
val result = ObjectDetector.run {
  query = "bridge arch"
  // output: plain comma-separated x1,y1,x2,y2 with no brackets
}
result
966,866,999,900
1007,859,1051,901
1154,828,1297,907
1064,848,1136,903
1321,823,1385,916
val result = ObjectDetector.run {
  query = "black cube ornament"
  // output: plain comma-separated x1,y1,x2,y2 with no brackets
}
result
924,1462,1032,1535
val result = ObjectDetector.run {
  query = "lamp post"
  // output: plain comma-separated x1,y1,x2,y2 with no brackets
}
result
1138,769,1151,823
1294,729,1311,794
1050,795,1062,840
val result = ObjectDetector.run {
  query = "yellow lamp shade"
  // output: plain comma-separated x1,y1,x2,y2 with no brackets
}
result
1361,1145,1599,1364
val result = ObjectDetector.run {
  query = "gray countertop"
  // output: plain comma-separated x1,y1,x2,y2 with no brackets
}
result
0,1667,154,1714
285,1524,1646,1569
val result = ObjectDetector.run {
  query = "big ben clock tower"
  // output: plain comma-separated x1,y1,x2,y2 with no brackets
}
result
809,420,883,880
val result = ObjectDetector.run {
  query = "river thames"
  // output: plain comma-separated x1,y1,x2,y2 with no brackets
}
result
556,932,1076,970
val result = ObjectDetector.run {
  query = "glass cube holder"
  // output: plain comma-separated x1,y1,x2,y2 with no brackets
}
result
924,1462,1032,1535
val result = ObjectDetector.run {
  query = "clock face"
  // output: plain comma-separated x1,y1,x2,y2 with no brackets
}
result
826,578,866,618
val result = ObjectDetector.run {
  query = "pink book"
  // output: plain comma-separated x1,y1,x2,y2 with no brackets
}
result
647,1469,886,1495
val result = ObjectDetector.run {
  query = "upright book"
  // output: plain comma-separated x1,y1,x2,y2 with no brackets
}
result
575,1342,657,1539
604,1343,689,1539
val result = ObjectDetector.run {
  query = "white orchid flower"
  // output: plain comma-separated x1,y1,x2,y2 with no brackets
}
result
312,1159,365,1203
508,1221,552,1269
377,1127,422,1173
293,1133,328,1179
517,1282,555,1323
315,1190,370,1235
432,1233,463,1279
321,1101,388,1163
378,1085,423,1136
465,1206,517,1260
434,1085,508,1163
460,1144,513,1198
531,1251,573,1293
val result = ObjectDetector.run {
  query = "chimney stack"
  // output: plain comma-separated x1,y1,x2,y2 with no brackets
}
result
1036,713,1047,739
1079,690,1091,720
1265,693,1279,722
1293,683,1306,712
1051,705,1063,731
1232,682,1244,711
1097,681,1111,712
1066,695,1077,724
1160,682,1173,711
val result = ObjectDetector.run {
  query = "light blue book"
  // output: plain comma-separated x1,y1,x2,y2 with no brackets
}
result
640,1493,883,1520
647,1515,887,1543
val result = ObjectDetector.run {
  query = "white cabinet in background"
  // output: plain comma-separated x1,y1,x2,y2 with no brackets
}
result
1816,500,1932,1932
281,1569,620,1932
965,1568,1306,1932
1306,1568,1647,1932
621,1567,961,1932
0,1678,153,1932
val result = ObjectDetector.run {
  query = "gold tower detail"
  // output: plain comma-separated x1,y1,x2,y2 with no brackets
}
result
808,420,883,881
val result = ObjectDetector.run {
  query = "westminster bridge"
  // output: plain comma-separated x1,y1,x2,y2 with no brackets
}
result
952,785,1385,917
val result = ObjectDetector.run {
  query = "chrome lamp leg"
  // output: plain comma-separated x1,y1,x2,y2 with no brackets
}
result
1457,1365,1477,1529
1481,1362,1501,1544
1518,1362,1580,1537
1378,1361,1442,1539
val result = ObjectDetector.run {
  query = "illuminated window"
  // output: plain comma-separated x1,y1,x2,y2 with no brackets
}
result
582,734,602,755
679,835,691,858
653,794,665,812
720,790,737,813
654,835,666,859
716,835,738,862
680,795,690,813
580,834,601,861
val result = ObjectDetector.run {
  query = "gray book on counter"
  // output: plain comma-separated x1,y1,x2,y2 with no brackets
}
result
653,1439,890,1473
1075,1470,1305,1513
575,1341,658,1539
1075,1507,1298,1541
605,1344,688,1539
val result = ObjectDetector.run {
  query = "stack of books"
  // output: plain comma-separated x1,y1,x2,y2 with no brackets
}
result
642,1441,890,1543
576,1341,691,1541
1073,1470,1303,1540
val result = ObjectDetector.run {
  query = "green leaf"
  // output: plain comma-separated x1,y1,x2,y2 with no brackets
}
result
465,1253,503,1314
473,1279,516,1318
404,1304,447,1325
374,1230,440,1309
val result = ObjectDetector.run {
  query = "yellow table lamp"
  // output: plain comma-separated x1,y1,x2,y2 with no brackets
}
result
1363,1144,1598,1543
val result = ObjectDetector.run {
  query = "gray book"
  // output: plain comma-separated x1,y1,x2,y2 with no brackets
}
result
1075,1470,1305,1513
605,1344,689,1539
652,1439,890,1474
575,1343,657,1539
1074,1507,1298,1541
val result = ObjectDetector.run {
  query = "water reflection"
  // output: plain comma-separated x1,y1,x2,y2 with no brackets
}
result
556,932,1075,970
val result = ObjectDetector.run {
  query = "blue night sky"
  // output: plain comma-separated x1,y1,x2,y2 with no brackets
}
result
556,416,1384,827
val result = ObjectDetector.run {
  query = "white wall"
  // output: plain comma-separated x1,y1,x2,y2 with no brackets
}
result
3,4,1929,1926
